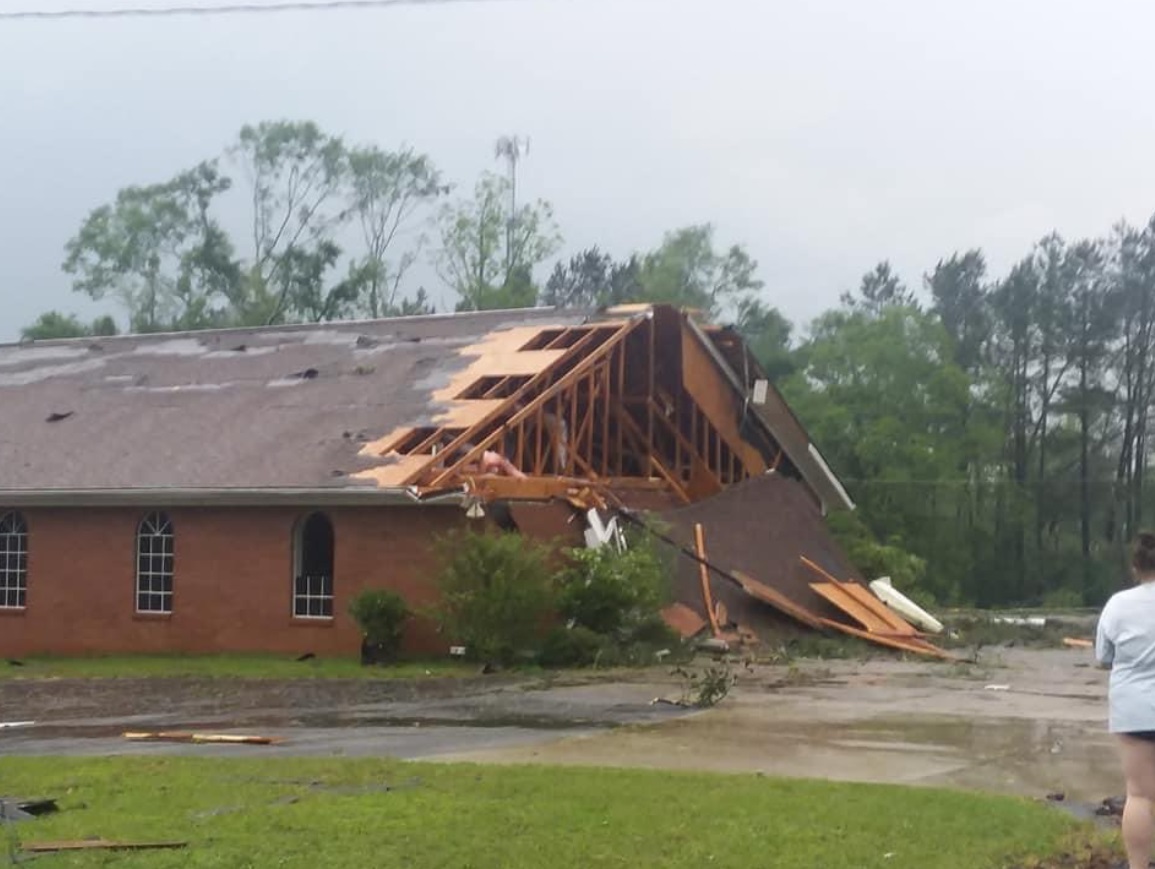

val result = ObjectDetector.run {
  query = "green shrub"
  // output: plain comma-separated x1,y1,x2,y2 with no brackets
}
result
557,535,669,637
827,511,934,604
347,589,410,665
537,625,607,668
628,614,680,647
434,530,556,666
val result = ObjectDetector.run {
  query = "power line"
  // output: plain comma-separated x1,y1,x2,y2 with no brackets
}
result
0,0,484,21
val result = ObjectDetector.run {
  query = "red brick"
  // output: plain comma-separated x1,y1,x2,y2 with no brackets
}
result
0,505,470,658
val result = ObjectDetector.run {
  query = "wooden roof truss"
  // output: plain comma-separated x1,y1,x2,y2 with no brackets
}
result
365,310,799,504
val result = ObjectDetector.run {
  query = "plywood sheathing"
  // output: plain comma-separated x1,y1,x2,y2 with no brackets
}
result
679,325,768,478
353,325,577,486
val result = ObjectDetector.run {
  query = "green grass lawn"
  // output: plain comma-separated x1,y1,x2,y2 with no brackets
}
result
0,757,1107,868
0,654,474,681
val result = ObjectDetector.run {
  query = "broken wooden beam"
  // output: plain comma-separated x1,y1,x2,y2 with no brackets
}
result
694,523,722,637
122,731,282,745
22,839,188,853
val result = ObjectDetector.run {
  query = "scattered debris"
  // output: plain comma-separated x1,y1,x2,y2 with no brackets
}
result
868,576,944,634
646,477,953,660
696,637,729,654
673,662,736,708
1046,792,1066,802
122,731,283,745
984,684,1011,692
21,839,187,853
0,799,57,822
1063,637,1093,649
291,368,319,380
0,722,34,730
230,344,247,352
694,523,722,638
44,411,73,423
992,616,1047,627
1095,795,1125,817
660,603,708,639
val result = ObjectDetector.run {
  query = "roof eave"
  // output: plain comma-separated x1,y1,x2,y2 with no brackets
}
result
0,486,468,508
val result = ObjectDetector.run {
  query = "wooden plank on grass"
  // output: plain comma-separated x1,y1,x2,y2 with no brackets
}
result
836,582,919,635
23,839,187,853
810,582,896,634
122,731,281,745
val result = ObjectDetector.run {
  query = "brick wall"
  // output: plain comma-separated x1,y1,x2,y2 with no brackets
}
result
0,504,469,658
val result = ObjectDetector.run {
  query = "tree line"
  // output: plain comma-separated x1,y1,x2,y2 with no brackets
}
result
24,118,1155,607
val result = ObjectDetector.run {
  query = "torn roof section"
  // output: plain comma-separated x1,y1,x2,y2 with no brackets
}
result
0,304,853,511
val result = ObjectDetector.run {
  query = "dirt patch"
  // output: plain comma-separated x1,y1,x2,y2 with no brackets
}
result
0,672,529,721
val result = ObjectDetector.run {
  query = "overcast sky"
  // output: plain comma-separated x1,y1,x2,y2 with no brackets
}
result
2,0,1155,341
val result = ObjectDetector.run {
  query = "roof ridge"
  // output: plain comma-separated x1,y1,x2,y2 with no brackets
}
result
7,305,583,349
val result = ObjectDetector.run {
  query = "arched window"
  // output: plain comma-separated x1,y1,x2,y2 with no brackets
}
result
136,512,174,614
0,511,28,609
293,512,334,618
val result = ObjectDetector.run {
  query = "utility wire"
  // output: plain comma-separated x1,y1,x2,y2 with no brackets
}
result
0,0,486,21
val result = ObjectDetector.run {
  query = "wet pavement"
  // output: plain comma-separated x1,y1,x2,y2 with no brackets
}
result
0,647,1122,803
0,679,691,759
433,647,1121,802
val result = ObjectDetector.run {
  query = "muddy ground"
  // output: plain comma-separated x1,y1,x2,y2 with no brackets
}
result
0,645,1118,806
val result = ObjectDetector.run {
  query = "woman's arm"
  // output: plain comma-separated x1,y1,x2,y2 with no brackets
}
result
1095,602,1115,670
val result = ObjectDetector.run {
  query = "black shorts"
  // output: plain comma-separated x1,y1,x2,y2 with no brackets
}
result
1123,731,1155,742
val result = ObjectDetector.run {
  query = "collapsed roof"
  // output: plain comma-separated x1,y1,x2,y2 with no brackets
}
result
0,304,852,511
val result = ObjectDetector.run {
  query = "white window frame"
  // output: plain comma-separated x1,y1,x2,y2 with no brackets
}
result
135,512,174,614
0,511,28,610
292,512,334,619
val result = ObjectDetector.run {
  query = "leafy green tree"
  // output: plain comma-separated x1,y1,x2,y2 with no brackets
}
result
21,311,119,340
542,247,641,309
435,172,560,311
925,250,990,374
840,261,918,316
784,306,974,602
63,161,239,332
734,296,795,380
635,225,762,316
347,146,446,318
229,120,349,324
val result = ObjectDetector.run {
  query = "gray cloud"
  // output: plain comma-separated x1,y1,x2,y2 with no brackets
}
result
3,0,1155,339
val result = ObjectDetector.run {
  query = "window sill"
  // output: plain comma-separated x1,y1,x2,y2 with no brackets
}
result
290,617,334,627
0,607,26,616
133,611,173,621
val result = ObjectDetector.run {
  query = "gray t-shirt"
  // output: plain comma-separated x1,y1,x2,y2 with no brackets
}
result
1096,582,1155,733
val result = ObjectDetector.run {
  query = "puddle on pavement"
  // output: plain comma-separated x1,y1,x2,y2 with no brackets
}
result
445,711,1122,803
